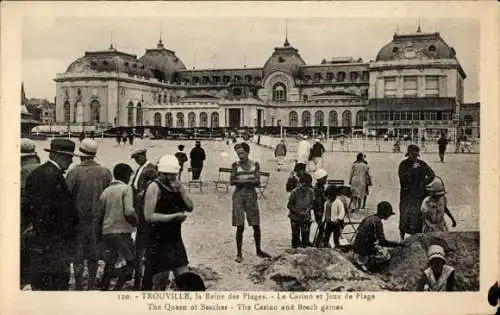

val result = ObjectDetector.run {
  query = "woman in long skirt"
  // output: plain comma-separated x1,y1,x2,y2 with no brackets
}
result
349,152,370,211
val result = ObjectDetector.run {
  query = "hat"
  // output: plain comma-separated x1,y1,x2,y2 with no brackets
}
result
314,138,320,143
78,139,98,157
174,272,206,291
131,148,147,159
234,142,250,153
44,139,76,156
20,138,37,157
426,177,446,196
405,144,420,157
313,168,328,180
427,245,446,262
302,134,309,140
376,201,395,217
157,154,180,174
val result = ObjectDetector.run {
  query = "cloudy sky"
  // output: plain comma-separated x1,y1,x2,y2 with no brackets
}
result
22,16,479,102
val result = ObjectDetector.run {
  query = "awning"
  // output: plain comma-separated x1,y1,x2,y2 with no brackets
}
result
367,97,457,112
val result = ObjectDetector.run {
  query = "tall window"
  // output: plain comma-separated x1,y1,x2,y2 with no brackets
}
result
188,112,196,128
423,112,430,120
412,112,420,121
165,112,173,127
356,111,366,127
64,101,71,122
337,72,345,82
176,112,184,128
163,94,167,103
136,103,143,126
272,83,287,102
342,110,352,127
329,111,338,127
463,115,473,126
430,112,437,120
127,102,134,126
302,111,311,127
90,100,100,123
426,76,439,96
210,112,219,128
384,77,396,97
154,112,162,126
403,76,418,96
158,94,162,104
314,111,324,127
199,112,208,128
393,112,401,121
289,111,298,127
350,72,358,82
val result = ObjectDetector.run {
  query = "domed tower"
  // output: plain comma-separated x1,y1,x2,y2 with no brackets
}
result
367,27,467,141
263,36,306,79
138,38,186,82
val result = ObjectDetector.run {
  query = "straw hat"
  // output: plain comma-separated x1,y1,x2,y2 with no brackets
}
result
131,148,147,159
157,154,180,174
20,138,37,157
78,139,98,157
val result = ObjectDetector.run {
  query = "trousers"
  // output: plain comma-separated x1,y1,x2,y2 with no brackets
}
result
290,220,311,248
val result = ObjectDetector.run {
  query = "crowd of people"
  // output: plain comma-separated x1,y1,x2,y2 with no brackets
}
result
20,132,460,292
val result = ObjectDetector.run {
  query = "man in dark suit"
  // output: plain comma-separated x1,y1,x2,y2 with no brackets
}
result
25,139,79,290
130,148,158,290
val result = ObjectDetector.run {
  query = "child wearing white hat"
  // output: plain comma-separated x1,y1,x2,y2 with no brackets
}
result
421,177,457,233
417,244,456,291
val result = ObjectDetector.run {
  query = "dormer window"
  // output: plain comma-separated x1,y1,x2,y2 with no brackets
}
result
103,61,109,66
278,57,285,63
124,62,129,67
392,47,399,53
132,63,137,68
303,95,309,102
272,82,287,102
429,45,436,52
90,61,97,67
337,72,345,82
314,73,322,82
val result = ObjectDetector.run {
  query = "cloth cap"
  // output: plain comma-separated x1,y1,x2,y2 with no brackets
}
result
157,154,180,174
78,139,98,157
44,139,76,156
426,177,446,195
313,168,328,180
405,144,420,157
377,201,395,217
20,138,37,157
427,245,446,262
131,148,147,159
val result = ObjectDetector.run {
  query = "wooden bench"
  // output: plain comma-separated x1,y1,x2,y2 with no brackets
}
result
187,168,203,192
213,167,232,192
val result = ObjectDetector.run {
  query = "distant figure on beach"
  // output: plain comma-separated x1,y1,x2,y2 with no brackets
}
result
189,141,206,181
437,134,448,162
274,140,287,171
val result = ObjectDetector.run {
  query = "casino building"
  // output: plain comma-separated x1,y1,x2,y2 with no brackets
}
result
53,27,479,139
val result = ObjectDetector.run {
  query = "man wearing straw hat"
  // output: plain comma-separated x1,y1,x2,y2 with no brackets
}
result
66,139,112,290
20,138,40,288
24,139,80,290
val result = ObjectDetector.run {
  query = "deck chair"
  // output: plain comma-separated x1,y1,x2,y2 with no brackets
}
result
187,168,203,192
213,167,232,192
342,197,362,243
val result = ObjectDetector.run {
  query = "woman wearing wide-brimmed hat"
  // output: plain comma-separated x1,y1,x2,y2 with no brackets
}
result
398,144,435,240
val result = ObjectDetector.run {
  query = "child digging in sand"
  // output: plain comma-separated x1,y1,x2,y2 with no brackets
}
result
416,244,456,291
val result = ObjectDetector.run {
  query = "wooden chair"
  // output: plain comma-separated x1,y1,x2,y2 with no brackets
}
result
326,179,360,243
213,167,232,192
257,171,271,199
187,168,203,192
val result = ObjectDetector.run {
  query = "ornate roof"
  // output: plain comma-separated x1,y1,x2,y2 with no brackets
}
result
376,31,457,62
66,46,154,78
138,39,186,82
263,38,306,77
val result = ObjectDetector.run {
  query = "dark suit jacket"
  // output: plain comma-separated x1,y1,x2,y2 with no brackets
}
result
25,162,79,261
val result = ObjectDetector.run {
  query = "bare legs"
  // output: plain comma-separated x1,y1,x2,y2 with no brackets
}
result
235,225,270,263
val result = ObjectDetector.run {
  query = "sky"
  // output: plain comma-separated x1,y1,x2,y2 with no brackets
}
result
22,16,479,102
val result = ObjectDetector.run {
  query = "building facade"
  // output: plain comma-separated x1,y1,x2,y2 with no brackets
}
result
53,29,479,139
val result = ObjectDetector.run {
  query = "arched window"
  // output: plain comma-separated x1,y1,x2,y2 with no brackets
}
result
342,110,352,127
289,111,298,127
127,102,134,126
136,103,143,126
272,82,287,102
329,111,338,127
73,103,78,122
176,112,185,128
64,101,71,122
356,111,366,127
314,111,324,127
188,112,196,128
154,112,162,126
463,115,473,126
90,100,100,123
302,111,311,127
211,112,219,128
165,112,173,127
199,112,208,128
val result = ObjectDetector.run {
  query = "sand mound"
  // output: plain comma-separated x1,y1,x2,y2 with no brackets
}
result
249,247,389,291
379,231,479,291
